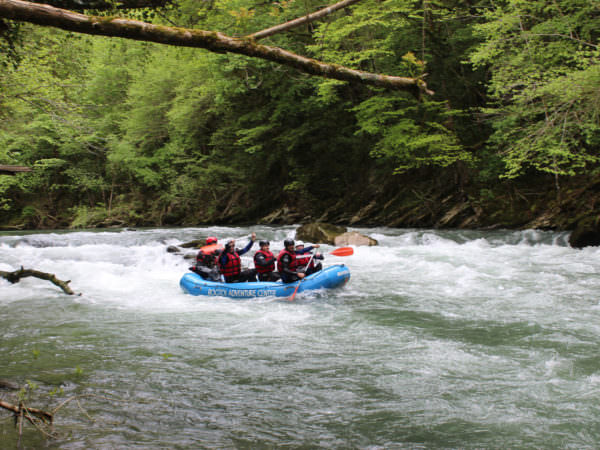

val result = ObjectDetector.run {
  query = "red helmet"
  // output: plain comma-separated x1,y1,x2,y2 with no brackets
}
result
206,236,218,245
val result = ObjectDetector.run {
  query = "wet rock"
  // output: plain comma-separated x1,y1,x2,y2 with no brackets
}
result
0,379,19,390
334,231,378,247
166,245,181,253
296,222,347,245
569,216,600,248
179,240,205,249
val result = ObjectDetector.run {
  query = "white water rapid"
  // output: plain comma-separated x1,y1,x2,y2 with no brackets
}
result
2,226,600,447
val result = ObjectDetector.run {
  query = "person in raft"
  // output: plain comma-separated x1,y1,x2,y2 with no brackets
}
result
253,240,280,282
294,241,323,276
190,236,221,281
218,232,258,283
277,238,306,283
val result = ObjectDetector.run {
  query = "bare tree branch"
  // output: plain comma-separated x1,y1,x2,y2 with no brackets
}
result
0,0,433,95
0,165,32,175
246,0,363,41
0,266,78,295
0,400,53,425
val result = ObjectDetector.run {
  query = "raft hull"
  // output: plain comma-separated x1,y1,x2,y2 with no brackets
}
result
180,264,350,299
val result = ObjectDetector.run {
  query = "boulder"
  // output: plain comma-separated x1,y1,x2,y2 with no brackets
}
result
334,231,378,247
295,222,347,245
179,239,205,249
569,216,600,248
166,245,181,253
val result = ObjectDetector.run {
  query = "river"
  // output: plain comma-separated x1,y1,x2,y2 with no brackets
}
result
2,226,600,448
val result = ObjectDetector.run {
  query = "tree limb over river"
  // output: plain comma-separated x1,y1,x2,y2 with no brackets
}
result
0,0,433,95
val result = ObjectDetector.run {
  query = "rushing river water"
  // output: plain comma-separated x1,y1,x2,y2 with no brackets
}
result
2,226,600,448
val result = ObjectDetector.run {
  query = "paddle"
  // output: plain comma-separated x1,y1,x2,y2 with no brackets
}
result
288,246,354,301
199,243,224,253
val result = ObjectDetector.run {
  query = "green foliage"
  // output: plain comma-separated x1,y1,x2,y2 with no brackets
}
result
17,380,38,403
353,95,471,172
1,0,597,228
470,0,600,178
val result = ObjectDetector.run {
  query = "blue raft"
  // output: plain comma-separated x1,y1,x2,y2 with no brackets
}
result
180,264,350,299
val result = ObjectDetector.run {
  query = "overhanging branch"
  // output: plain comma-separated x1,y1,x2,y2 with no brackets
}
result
0,0,433,94
247,0,363,41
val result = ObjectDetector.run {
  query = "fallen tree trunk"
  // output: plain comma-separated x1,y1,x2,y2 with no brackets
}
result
0,0,433,95
0,266,77,295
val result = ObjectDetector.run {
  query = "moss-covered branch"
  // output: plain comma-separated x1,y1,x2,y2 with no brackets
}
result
0,0,432,95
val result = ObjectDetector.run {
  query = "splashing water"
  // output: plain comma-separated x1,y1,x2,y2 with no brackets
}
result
2,226,600,447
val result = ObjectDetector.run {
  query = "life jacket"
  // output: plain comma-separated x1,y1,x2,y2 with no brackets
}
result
277,248,297,273
196,249,218,267
219,251,241,277
254,249,275,274
295,254,313,269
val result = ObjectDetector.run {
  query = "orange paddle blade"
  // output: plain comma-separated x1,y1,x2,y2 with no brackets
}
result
330,247,353,257
200,243,224,253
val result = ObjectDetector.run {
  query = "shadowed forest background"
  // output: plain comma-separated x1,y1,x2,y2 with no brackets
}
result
0,0,599,231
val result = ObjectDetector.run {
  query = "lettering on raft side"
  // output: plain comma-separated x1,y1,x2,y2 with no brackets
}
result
206,288,277,297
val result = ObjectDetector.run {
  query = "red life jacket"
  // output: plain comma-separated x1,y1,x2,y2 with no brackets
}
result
254,249,275,274
219,251,241,277
196,249,218,267
295,255,313,269
277,248,297,272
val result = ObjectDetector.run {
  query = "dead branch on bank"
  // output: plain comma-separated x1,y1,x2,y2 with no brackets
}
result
0,266,78,295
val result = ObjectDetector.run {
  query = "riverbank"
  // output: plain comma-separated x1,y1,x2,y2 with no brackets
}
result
257,170,600,245
2,169,599,245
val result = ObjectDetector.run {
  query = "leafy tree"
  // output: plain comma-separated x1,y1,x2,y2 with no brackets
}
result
470,0,600,179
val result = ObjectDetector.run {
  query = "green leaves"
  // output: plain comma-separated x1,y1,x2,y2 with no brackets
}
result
3,0,597,227
469,0,600,178
353,94,471,173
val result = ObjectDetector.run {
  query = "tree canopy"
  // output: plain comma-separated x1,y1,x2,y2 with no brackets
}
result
0,0,598,229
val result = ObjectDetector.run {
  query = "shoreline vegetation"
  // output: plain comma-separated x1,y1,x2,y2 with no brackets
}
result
2,169,599,247
1,1,598,247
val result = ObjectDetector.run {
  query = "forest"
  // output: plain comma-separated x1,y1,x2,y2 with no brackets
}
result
0,0,599,232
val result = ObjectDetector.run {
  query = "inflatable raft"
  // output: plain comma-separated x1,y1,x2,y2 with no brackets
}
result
180,264,350,299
